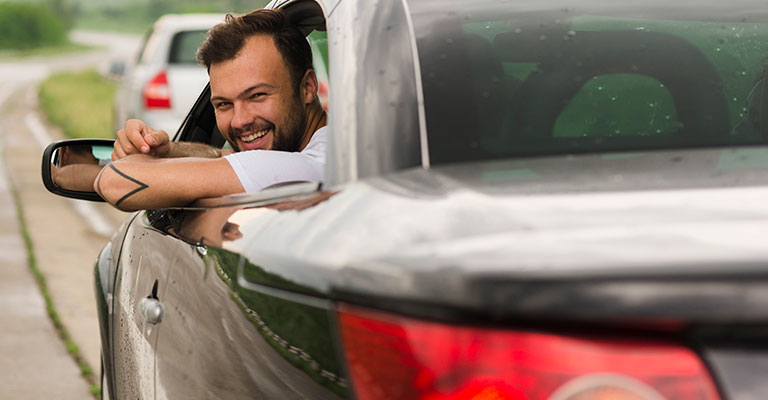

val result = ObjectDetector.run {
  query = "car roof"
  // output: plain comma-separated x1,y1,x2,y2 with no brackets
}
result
153,14,227,31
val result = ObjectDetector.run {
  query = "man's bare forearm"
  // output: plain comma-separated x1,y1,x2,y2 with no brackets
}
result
96,164,149,209
54,164,105,192
95,154,243,211
166,142,232,158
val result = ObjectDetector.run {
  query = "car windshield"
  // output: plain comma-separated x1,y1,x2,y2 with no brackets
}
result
409,0,768,165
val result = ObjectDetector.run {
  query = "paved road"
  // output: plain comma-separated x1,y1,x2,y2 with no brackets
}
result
0,31,140,399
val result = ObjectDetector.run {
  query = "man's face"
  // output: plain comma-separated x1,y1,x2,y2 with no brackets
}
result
210,35,306,152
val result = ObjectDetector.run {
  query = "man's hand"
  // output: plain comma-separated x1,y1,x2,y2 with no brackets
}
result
113,119,171,160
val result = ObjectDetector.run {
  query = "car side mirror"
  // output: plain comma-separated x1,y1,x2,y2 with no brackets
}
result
41,139,114,202
108,60,126,78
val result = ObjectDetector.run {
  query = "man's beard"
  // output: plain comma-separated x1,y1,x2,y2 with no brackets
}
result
271,95,307,152
227,94,308,152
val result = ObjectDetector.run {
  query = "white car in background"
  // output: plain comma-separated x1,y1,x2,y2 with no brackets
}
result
112,14,225,136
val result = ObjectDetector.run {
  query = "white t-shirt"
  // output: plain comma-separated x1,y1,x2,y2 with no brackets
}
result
223,126,327,193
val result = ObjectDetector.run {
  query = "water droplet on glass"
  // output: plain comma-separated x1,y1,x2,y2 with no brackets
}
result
716,47,721,52
597,86,604,91
659,83,665,88
514,28,522,34
567,30,576,37
635,26,646,31
485,23,491,29
733,97,738,102
741,71,747,76
611,96,617,101
656,129,662,133
615,129,621,134
739,112,745,117
665,115,671,120
742,107,748,112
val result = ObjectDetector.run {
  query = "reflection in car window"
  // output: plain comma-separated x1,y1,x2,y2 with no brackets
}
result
410,0,768,164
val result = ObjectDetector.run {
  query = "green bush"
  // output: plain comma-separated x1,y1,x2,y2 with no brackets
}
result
0,2,67,50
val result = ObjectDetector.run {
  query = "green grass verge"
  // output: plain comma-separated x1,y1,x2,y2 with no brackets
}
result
7,176,99,398
39,69,116,139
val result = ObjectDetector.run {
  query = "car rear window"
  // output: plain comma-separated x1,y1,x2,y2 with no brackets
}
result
410,0,768,165
168,30,209,65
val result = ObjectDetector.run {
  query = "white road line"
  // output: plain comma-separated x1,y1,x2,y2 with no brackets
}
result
25,112,115,236
24,112,52,149
68,200,114,237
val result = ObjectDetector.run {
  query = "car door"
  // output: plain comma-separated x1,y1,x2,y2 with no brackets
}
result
146,201,346,399
110,210,181,399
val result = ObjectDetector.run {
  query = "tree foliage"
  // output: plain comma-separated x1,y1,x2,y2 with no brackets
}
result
74,0,268,33
0,2,67,50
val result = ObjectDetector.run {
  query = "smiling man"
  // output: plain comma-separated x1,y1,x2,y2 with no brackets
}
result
97,9,327,211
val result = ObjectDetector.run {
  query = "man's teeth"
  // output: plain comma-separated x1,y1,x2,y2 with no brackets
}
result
242,129,269,143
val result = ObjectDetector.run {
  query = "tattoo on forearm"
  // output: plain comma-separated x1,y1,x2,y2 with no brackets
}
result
96,170,105,199
107,164,149,207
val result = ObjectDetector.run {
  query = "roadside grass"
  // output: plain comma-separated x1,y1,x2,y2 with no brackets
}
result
39,69,116,139
7,180,100,398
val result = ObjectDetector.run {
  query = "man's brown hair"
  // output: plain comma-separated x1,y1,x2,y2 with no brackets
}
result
196,9,313,93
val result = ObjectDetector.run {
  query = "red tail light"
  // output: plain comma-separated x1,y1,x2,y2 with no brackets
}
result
318,81,329,111
338,305,721,400
143,71,171,109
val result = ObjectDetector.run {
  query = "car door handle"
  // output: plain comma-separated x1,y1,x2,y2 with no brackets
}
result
140,279,165,325
140,297,165,325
